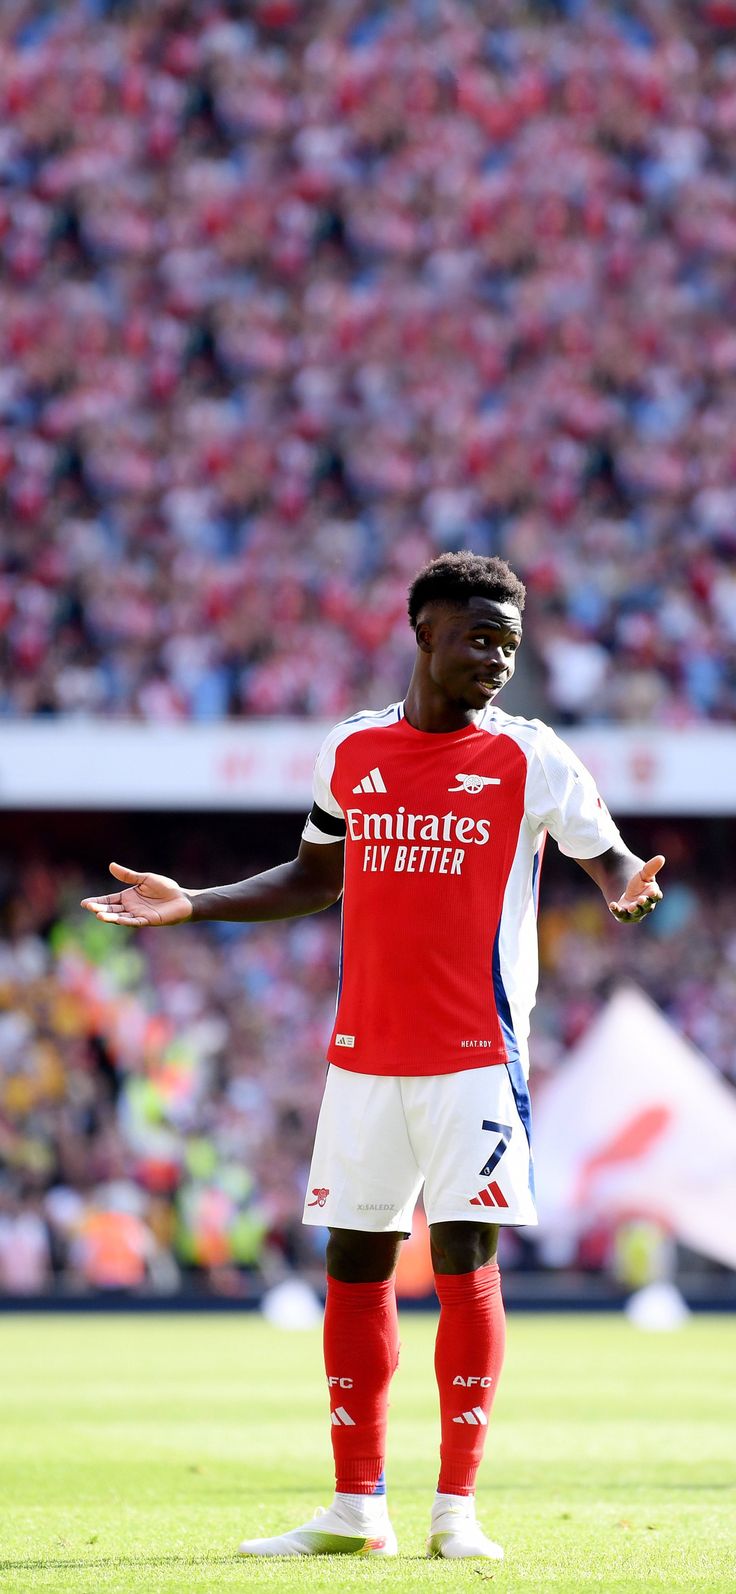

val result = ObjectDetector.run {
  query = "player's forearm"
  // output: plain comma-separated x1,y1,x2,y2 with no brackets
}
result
574,844,644,902
185,859,340,923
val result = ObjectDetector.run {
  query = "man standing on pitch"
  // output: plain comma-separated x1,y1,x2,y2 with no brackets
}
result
82,552,664,1560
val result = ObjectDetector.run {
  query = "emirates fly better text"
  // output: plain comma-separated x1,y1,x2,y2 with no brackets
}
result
347,806,492,876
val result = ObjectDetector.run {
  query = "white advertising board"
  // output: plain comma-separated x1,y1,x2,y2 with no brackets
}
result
0,720,732,814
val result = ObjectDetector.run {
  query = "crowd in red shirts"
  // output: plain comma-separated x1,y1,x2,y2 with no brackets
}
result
3,0,736,722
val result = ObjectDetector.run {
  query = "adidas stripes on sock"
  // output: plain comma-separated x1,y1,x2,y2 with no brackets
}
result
433,1262,505,1496
324,1275,399,1494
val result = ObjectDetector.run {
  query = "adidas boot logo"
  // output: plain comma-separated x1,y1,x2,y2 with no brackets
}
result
452,1406,488,1426
352,767,387,795
330,1406,356,1426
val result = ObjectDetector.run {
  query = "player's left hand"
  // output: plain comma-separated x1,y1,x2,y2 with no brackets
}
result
608,855,665,923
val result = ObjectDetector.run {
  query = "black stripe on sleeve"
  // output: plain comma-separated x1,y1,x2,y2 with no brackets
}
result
308,802,347,839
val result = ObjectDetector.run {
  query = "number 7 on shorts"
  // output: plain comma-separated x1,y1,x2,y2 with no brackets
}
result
479,1120,512,1179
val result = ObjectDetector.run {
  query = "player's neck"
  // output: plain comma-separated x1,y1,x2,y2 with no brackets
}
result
402,676,484,735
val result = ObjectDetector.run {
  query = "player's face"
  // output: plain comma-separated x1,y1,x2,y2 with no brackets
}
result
419,598,522,711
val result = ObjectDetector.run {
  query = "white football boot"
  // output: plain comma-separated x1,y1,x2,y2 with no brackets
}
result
426,1493,504,1559
238,1496,398,1556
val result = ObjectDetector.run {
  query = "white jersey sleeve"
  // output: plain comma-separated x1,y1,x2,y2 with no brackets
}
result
301,726,347,845
300,705,403,846
524,725,622,858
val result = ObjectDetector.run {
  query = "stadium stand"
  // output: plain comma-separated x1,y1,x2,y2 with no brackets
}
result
2,0,736,722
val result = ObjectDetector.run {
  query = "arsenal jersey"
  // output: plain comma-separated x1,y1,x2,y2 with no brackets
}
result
302,702,621,1079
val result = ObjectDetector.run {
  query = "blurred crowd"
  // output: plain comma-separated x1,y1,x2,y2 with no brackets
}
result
3,0,736,722
0,858,337,1295
1,841,734,1295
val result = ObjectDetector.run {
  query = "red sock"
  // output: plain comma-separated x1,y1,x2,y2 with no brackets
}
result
433,1262,506,1496
324,1275,399,1494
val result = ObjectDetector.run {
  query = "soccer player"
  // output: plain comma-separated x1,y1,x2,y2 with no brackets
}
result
81,552,664,1560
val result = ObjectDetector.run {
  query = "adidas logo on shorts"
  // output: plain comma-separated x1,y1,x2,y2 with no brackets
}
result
469,1181,509,1208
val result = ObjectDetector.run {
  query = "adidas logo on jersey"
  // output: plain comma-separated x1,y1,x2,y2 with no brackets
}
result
353,767,387,795
452,1407,488,1426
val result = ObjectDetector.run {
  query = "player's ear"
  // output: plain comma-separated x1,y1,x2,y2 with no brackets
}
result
415,618,434,654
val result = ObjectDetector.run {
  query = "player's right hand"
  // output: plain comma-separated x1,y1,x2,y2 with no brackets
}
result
80,862,193,927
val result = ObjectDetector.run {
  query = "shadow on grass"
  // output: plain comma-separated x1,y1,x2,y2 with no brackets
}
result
663,1482,736,1492
0,1555,238,1572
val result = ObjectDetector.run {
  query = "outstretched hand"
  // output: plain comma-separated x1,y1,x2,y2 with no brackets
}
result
81,862,193,928
608,855,665,923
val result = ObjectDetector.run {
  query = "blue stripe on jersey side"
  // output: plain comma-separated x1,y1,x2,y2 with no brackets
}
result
335,903,345,1008
531,849,541,914
491,921,535,1199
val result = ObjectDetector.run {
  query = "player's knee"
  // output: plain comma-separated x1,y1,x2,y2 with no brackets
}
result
326,1228,402,1283
429,1220,498,1275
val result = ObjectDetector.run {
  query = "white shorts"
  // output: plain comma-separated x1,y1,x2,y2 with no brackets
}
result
303,1063,537,1233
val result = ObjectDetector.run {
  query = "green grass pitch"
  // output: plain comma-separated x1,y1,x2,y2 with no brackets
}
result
1,1311,734,1593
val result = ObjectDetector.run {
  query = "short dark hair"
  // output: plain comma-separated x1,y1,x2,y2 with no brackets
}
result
407,551,526,630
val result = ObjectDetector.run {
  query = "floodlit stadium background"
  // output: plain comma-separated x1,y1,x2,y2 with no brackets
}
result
1,0,736,1305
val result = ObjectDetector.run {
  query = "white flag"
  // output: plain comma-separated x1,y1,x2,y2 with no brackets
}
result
533,985,736,1270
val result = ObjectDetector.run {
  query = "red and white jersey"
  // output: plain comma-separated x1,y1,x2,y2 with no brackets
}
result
302,702,621,1080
